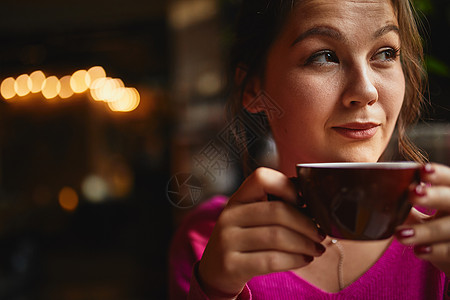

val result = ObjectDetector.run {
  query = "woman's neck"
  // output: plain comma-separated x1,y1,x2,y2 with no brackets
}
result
293,237,393,293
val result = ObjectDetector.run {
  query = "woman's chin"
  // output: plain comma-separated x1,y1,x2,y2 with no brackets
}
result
323,148,383,163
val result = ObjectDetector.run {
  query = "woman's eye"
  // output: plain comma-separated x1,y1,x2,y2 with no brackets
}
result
373,48,400,62
305,50,339,65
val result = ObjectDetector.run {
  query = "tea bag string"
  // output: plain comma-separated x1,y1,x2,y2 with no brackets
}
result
331,239,345,290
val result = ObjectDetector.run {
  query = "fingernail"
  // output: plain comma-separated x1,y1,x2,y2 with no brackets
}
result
304,255,314,263
315,243,326,254
396,228,415,239
414,184,427,197
423,164,435,174
414,245,432,254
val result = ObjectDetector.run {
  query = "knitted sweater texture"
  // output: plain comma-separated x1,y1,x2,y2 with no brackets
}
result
169,196,449,299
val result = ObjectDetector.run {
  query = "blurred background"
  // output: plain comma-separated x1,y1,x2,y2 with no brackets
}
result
0,0,448,299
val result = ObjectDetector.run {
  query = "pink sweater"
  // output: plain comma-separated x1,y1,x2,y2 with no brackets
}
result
169,196,450,299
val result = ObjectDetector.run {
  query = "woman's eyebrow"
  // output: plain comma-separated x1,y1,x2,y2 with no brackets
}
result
290,24,399,47
291,26,344,47
374,24,399,38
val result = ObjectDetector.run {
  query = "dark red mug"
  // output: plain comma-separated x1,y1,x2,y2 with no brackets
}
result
295,162,421,240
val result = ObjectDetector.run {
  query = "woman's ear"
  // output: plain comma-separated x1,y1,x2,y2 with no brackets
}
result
235,65,264,114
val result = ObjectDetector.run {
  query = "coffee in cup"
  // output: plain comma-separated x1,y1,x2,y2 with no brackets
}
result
295,162,421,240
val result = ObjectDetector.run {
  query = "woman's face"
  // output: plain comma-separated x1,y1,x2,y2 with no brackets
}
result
259,0,405,174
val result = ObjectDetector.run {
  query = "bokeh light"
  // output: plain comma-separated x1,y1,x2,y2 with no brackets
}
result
90,77,123,102
108,87,140,112
29,70,46,93
105,78,125,102
196,71,222,97
70,70,91,93
58,186,79,212
59,75,74,99
14,74,32,97
42,76,61,99
87,66,106,88
1,77,16,99
109,79,125,99
81,175,109,203
89,77,108,101
1,66,140,112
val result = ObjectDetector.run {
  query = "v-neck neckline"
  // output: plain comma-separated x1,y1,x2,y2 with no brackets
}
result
287,238,400,295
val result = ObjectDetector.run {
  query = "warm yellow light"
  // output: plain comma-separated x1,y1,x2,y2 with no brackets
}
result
42,76,61,99
2,67,137,112
14,74,32,97
59,75,74,99
58,186,79,212
29,70,46,93
105,78,124,102
100,80,116,101
90,77,120,102
87,66,106,88
109,85,126,102
89,77,107,101
111,78,124,89
70,70,91,93
108,87,140,112
1,77,16,99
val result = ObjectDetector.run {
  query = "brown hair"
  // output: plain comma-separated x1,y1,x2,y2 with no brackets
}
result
392,0,428,162
227,0,427,173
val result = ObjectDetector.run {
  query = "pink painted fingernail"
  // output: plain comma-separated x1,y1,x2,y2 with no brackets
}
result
414,245,432,254
315,243,326,254
396,228,415,239
423,164,435,174
414,184,427,197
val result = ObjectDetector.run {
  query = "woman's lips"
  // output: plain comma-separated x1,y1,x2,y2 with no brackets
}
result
332,123,380,140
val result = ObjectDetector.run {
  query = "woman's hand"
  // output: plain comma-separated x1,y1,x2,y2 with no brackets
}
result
197,167,326,298
396,163,450,276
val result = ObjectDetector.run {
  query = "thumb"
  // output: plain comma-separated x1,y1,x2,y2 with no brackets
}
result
229,168,297,206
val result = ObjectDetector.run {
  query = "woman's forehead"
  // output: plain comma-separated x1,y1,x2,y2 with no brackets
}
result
283,0,398,35
290,0,396,20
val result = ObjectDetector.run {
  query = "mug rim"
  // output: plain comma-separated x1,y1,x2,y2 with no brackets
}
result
296,161,421,169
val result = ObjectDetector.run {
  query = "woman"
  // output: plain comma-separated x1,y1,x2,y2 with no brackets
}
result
169,0,450,298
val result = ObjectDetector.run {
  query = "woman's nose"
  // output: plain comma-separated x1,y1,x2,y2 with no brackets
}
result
341,64,378,107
